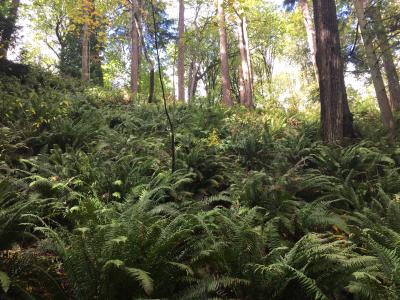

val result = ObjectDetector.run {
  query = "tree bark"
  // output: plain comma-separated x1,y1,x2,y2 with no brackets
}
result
299,0,319,84
0,0,20,60
148,65,155,103
187,60,194,100
236,10,253,108
177,0,185,101
353,0,395,134
217,0,233,106
237,27,247,106
130,0,140,96
81,0,93,82
370,4,400,112
188,61,200,102
137,5,155,103
242,16,252,89
190,70,199,101
241,15,253,108
313,0,354,143
81,23,90,81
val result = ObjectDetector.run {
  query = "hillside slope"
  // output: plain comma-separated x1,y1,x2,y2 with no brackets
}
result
1,68,400,299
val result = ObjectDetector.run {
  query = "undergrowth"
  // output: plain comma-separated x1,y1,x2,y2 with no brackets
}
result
1,68,400,299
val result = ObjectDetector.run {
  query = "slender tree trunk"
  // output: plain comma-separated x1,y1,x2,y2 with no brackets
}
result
188,61,199,102
343,90,356,138
130,0,140,96
370,4,400,112
353,0,395,134
148,65,155,103
81,23,90,81
91,48,104,85
313,0,354,142
0,0,20,60
187,61,193,100
299,0,319,84
242,15,253,108
137,6,154,103
177,0,185,101
217,0,233,106
150,0,176,172
91,33,104,86
191,70,199,100
172,47,176,102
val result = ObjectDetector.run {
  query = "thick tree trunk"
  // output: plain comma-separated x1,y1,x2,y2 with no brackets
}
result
237,28,247,106
238,63,246,106
353,0,395,134
237,14,253,108
0,0,20,60
242,16,252,87
217,0,233,106
242,16,253,108
81,0,93,82
370,4,400,112
299,0,319,84
177,0,185,101
130,0,140,96
81,23,90,81
313,0,354,143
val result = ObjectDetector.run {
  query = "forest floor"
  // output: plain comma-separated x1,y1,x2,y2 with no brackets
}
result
1,65,400,299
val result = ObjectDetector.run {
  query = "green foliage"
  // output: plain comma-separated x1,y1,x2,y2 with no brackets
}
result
2,68,400,299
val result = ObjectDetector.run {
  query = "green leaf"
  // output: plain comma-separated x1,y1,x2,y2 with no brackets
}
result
125,267,154,295
112,192,121,199
110,236,128,244
168,261,194,276
104,259,125,269
113,180,123,186
0,271,10,293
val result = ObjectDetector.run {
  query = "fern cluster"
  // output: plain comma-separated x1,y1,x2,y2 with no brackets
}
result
2,68,400,299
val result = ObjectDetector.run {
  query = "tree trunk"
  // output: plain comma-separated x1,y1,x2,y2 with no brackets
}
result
191,71,199,100
236,11,253,108
177,0,185,102
91,32,104,86
187,60,194,101
81,23,90,81
299,0,319,84
238,63,246,106
0,0,20,60
313,0,354,143
136,4,154,103
188,61,199,102
148,65,155,103
343,89,356,138
237,27,247,106
130,0,140,96
370,4,400,112
217,0,233,106
353,0,395,134
241,15,253,108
